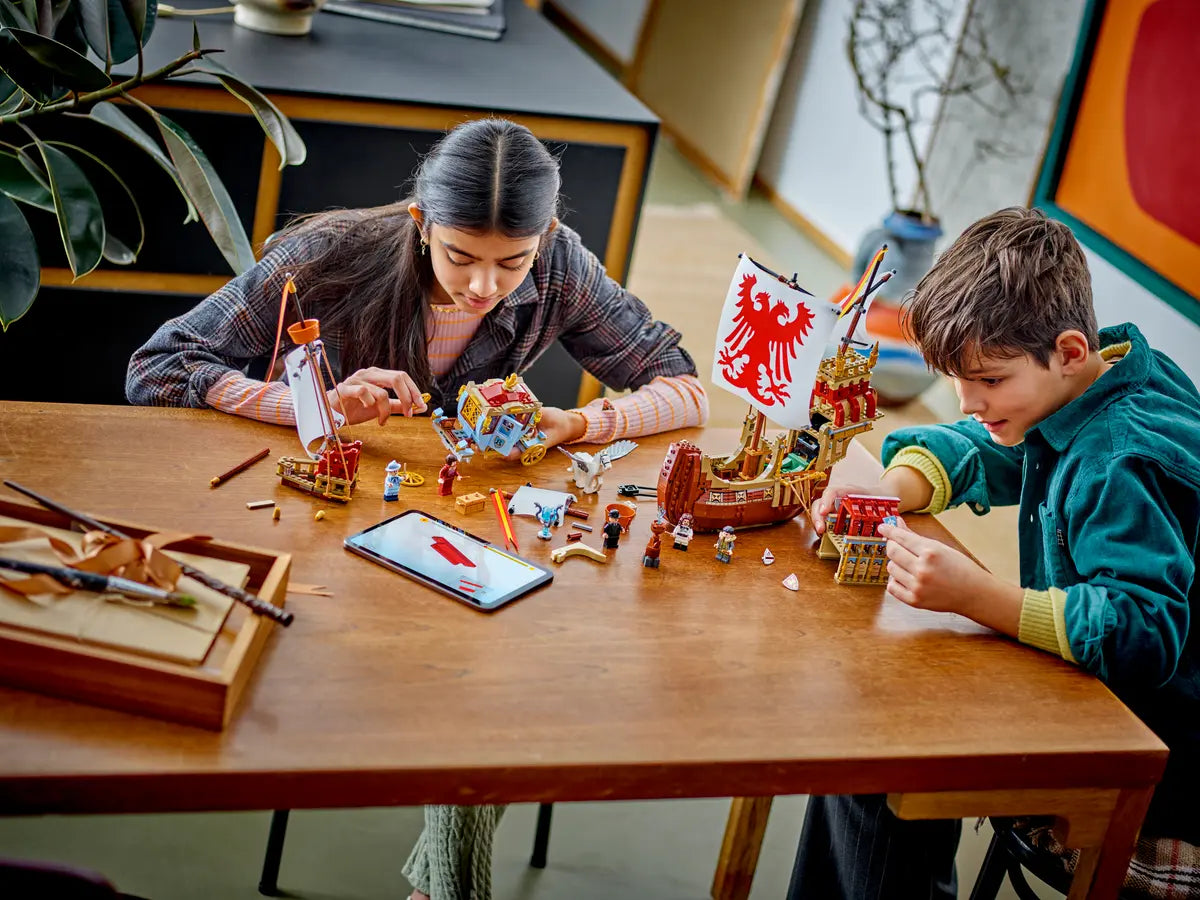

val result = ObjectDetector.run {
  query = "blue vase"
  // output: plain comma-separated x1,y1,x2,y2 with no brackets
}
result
851,210,943,404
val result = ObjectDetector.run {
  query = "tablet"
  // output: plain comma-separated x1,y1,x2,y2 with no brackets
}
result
344,510,553,611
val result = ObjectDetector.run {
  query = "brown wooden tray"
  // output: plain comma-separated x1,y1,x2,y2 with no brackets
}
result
0,498,290,730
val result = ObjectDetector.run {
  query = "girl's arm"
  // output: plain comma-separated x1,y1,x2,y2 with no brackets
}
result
568,374,708,443
125,235,323,414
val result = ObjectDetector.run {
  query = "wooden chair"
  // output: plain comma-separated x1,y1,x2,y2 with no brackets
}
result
257,803,556,895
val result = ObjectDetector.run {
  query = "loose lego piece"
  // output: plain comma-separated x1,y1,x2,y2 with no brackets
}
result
455,491,488,515
437,454,460,496
573,522,594,533
559,440,638,494
714,525,737,563
671,513,694,551
490,488,519,553
782,573,800,591
272,507,282,521
549,543,607,565
602,508,624,550
246,499,275,510
564,506,590,520
533,501,562,541
566,531,583,543
431,374,547,466
762,548,774,565
642,516,667,568
604,501,636,532
314,510,326,521
383,460,402,502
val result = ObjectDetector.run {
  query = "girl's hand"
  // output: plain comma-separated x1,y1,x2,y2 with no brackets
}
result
537,407,587,449
327,368,428,426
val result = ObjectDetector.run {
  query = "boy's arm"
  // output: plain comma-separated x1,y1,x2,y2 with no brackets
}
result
1021,456,1197,686
882,419,1025,515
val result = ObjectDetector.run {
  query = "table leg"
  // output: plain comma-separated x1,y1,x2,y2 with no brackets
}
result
1066,787,1154,900
711,796,773,900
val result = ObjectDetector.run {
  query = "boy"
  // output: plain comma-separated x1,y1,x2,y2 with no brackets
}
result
787,208,1200,898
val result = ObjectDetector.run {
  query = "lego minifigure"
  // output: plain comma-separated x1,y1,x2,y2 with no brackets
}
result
602,508,623,550
533,501,562,541
383,460,402,502
671,513,694,551
437,454,459,497
714,525,737,563
642,517,667,568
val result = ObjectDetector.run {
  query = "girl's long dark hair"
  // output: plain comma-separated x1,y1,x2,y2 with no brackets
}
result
269,118,562,389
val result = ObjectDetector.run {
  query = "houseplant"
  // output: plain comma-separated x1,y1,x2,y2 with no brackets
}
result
844,0,1024,401
0,0,306,330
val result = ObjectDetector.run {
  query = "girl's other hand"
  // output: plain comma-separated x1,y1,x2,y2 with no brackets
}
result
534,406,587,449
328,368,428,426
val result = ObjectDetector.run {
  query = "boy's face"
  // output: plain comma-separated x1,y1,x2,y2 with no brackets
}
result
951,350,1073,447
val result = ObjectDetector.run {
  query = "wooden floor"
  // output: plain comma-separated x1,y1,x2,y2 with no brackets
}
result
627,202,1021,584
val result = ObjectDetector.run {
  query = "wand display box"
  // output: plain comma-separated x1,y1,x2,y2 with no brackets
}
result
0,498,290,730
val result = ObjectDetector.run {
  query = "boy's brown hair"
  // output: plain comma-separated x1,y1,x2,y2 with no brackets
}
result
901,207,1099,374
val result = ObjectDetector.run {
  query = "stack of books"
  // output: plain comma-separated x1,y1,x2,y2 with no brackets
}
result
323,0,506,40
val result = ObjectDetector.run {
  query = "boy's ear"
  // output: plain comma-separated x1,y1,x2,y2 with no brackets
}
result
1054,329,1092,375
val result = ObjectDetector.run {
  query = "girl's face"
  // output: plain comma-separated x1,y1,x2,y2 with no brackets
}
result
425,223,541,315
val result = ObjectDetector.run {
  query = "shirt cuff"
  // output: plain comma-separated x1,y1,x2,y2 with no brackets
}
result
884,446,951,514
1018,587,1077,664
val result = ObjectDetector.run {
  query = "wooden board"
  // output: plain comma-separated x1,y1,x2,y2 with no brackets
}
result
0,515,244,665
0,499,290,730
628,0,805,197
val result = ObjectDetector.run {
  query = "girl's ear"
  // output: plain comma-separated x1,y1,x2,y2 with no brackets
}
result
546,217,559,235
408,203,425,230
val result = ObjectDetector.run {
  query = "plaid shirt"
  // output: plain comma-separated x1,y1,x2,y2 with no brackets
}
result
127,222,700,418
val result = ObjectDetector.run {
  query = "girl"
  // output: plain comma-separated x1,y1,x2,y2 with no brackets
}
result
127,118,707,900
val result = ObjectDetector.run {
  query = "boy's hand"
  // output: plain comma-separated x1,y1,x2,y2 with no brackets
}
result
879,523,1022,637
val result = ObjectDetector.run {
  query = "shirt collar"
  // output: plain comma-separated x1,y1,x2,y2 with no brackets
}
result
1031,322,1150,452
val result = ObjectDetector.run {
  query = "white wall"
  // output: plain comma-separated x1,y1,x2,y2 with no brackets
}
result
550,0,649,65
757,0,965,254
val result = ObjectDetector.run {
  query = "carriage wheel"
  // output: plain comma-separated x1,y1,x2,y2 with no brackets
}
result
520,444,547,466
401,472,425,487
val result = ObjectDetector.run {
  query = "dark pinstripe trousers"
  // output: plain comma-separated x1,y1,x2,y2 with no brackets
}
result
786,794,963,900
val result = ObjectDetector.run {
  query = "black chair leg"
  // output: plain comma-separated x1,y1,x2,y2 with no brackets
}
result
968,828,1010,900
258,810,290,896
529,803,553,869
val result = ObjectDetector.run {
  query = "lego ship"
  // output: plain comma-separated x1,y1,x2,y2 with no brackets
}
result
656,250,891,533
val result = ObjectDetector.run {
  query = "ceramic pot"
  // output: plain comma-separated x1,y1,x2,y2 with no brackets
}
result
850,210,943,404
233,0,325,35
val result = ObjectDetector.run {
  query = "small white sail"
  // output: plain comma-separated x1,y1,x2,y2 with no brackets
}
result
710,254,838,430
284,343,345,459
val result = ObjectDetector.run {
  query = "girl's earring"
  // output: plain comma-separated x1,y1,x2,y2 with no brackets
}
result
533,250,539,261
420,236,429,255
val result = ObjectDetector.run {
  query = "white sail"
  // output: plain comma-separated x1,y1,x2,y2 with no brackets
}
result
710,254,838,430
284,343,345,458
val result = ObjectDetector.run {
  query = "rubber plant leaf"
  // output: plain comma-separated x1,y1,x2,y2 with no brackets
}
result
0,192,40,330
152,110,255,273
77,0,112,67
31,136,106,277
88,102,198,223
0,29,69,103
4,27,111,91
0,148,54,211
50,140,144,262
192,57,306,168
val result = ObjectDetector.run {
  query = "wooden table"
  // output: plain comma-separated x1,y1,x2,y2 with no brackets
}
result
0,403,1167,900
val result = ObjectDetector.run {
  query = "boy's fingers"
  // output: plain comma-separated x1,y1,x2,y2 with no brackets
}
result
885,535,920,572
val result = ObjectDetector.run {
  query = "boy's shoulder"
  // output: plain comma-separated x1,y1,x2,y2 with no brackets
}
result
1059,324,1200,486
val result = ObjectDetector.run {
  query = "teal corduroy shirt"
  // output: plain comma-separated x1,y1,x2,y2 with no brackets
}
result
882,323,1200,844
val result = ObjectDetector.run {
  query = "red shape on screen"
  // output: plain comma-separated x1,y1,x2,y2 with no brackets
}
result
431,536,476,567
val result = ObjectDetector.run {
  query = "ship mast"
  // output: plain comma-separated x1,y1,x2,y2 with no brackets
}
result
837,244,894,375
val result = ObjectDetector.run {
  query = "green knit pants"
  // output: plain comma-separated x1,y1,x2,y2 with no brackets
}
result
402,804,507,900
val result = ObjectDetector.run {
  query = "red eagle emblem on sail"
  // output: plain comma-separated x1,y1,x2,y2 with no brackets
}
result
716,273,816,405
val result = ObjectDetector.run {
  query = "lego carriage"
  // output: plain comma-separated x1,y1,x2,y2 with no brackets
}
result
431,374,548,466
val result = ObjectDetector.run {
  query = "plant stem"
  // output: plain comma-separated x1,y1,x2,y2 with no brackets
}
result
0,50,208,125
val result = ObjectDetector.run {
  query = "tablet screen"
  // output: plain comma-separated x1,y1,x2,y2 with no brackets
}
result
344,510,552,610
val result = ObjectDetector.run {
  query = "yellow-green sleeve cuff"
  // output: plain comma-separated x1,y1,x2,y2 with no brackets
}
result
1018,587,1077,664
884,446,951,515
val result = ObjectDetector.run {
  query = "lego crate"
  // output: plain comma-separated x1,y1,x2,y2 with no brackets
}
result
0,498,290,730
